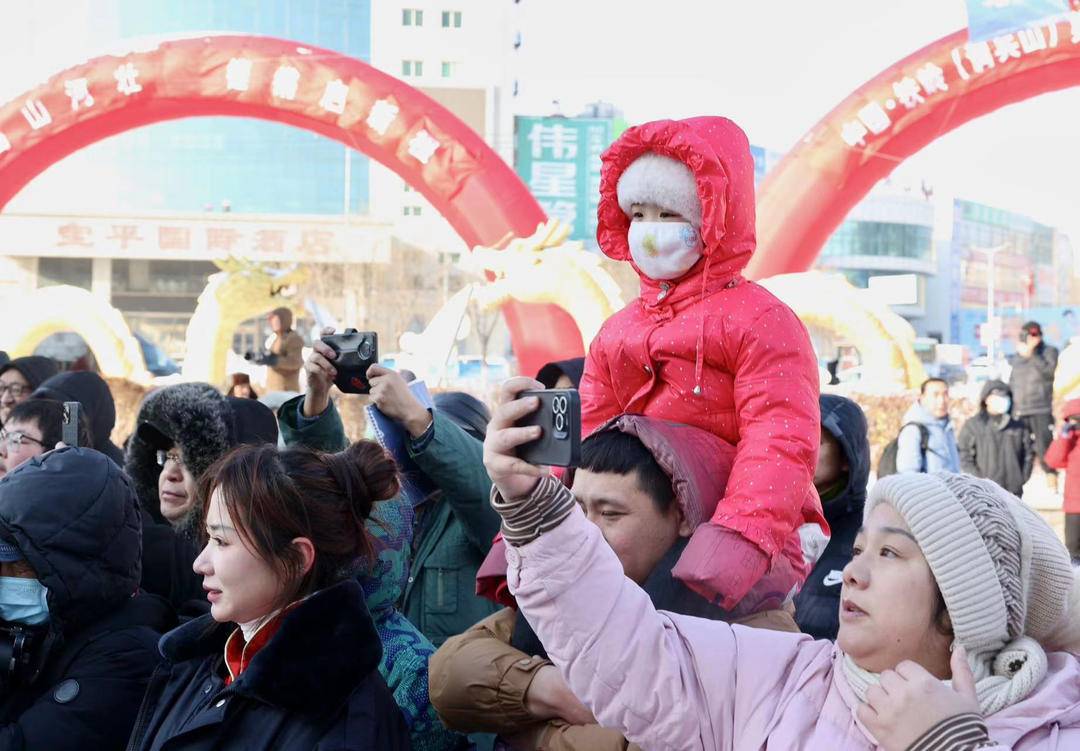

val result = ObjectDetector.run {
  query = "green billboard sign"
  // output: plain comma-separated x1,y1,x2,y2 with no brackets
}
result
514,116,614,243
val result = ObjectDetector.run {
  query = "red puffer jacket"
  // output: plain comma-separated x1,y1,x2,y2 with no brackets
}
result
581,117,826,609
1045,398,1080,513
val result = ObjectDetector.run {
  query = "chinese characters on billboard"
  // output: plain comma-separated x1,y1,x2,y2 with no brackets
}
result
514,116,614,244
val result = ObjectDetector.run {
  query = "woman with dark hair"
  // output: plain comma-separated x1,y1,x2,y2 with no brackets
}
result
127,441,410,751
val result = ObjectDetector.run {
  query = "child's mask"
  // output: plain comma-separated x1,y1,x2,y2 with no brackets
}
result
628,222,703,280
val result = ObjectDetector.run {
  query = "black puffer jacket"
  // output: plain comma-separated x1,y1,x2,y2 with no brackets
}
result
127,579,410,751
793,394,870,640
958,380,1034,497
126,384,278,613
33,370,125,465
1009,341,1059,416
0,448,174,750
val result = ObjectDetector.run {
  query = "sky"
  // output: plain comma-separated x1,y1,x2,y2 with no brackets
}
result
1,1,1079,243
508,0,1080,240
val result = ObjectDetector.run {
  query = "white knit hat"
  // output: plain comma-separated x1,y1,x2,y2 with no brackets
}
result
848,472,1080,714
615,153,702,228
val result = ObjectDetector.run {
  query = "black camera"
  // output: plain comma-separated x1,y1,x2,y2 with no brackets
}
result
514,389,581,468
0,623,43,691
321,329,379,394
243,350,278,366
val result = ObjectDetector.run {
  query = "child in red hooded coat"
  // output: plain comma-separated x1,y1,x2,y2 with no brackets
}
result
581,117,827,612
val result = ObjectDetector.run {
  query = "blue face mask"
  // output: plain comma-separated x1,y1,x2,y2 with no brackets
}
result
0,577,49,626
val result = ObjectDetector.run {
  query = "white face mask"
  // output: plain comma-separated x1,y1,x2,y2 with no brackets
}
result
985,394,1011,415
627,221,703,281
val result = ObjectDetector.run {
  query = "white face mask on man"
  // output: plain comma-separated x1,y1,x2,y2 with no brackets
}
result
985,394,1012,416
627,222,703,280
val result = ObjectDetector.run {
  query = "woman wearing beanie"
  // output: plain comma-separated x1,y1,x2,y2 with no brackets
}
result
127,441,410,750
484,395,1080,750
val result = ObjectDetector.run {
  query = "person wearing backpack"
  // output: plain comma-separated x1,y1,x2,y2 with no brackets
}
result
894,378,960,474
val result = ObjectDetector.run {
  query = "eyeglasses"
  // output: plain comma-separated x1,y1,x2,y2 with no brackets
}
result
155,450,187,469
0,383,29,399
0,430,45,450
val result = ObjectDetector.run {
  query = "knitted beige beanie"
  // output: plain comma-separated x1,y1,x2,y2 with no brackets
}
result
844,472,1078,715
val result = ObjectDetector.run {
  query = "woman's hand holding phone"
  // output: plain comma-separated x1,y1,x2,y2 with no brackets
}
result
483,377,547,501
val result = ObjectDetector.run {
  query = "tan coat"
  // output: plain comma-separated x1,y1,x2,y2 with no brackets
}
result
264,330,305,393
429,606,799,751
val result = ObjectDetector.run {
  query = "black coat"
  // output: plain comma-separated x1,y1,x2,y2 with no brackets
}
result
0,448,174,750
958,380,1034,497
794,395,871,640
127,579,410,751
1009,342,1059,416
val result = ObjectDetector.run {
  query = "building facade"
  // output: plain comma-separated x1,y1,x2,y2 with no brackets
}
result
1,1,519,374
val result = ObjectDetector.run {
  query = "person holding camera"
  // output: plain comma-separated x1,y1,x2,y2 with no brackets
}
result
126,441,410,751
1010,321,1060,493
0,447,173,750
262,307,305,393
431,413,800,751
1045,398,1080,562
483,378,1080,751
276,331,471,750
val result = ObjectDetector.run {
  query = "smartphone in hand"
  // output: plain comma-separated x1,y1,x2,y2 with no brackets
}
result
62,402,81,448
514,389,581,468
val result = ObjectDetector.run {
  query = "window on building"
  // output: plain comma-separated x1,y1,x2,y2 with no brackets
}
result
821,220,933,261
38,257,92,291
441,61,455,78
402,8,423,26
442,10,462,27
401,60,423,77
403,206,423,216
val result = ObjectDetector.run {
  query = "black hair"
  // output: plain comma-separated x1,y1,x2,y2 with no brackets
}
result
579,429,675,514
920,377,948,395
6,398,92,449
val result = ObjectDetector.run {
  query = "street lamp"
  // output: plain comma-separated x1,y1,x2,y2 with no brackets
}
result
969,243,1008,365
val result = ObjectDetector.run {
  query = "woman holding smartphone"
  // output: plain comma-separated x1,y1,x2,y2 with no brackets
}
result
127,440,410,751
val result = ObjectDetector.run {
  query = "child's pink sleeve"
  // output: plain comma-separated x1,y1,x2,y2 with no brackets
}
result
722,303,821,554
674,302,823,609
580,335,621,439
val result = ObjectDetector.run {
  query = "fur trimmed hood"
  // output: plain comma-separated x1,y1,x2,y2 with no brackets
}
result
125,383,231,523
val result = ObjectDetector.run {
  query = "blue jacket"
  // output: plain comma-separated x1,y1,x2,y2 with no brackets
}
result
896,402,960,473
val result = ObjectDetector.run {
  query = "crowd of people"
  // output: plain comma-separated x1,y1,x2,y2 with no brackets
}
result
0,115,1074,750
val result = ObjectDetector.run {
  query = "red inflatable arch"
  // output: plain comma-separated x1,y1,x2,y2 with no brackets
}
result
746,16,1080,280
0,34,580,377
